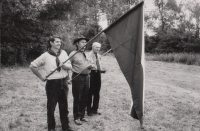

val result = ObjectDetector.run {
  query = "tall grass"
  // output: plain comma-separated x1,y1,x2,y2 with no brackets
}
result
146,53,200,66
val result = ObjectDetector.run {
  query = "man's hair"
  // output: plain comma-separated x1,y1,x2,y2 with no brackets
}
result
92,42,101,48
47,35,62,50
75,39,84,50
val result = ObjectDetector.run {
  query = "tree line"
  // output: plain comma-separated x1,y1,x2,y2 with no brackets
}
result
1,0,200,66
1,0,143,65
145,0,200,53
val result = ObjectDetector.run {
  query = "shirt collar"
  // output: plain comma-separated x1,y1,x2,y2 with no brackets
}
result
92,50,97,55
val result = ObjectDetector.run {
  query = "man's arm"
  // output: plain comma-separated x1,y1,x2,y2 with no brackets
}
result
29,65,46,82
61,51,73,70
85,51,96,70
61,63,72,70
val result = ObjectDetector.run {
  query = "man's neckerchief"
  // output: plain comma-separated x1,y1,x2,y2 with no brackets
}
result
48,49,62,72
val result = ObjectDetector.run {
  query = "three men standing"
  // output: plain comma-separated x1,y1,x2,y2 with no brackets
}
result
30,35,104,130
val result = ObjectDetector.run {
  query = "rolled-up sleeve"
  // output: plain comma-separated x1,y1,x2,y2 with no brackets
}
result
69,51,76,63
30,54,45,67
62,51,72,68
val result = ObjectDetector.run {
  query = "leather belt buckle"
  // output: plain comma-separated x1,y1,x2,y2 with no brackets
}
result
95,70,97,73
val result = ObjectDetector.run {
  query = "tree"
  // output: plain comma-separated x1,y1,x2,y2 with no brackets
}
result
1,0,45,65
153,0,180,33
187,0,200,38
1,0,75,65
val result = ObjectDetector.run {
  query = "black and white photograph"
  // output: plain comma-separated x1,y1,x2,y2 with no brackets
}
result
0,0,200,131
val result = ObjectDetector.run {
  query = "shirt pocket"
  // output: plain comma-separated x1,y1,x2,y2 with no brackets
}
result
74,57,84,64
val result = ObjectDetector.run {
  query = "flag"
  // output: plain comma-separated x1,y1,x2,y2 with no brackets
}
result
103,2,144,120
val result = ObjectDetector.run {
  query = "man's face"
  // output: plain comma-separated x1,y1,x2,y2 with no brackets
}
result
77,39,87,52
50,38,61,50
93,44,101,53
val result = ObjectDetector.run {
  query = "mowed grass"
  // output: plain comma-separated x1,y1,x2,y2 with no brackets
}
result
0,55,200,131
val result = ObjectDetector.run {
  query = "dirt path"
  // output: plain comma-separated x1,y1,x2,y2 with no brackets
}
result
0,56,200,131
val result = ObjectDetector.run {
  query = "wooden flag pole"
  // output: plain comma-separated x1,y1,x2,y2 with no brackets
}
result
45,2,145,80
45,31,105,80
70,36,131,81
140,116,144,130
70,48,112,81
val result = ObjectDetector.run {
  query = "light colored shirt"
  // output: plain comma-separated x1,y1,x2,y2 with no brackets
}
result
30,50,71,80
85,51,102,70
69,50,91,74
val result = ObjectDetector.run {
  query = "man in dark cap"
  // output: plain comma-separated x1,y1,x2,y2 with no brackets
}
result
30,35,75,131
69,36,93,125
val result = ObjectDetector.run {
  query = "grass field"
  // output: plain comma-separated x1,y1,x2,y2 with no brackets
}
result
0,55,200,131
146,53,200,66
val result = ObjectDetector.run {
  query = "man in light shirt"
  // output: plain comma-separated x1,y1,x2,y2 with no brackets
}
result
86,42,105,116
29,36,75,131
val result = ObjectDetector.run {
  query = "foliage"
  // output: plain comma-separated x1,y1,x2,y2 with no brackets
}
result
1,0,47,65
145,0,200,54
1,0,200,66
1,0,103,65
145,29,200,53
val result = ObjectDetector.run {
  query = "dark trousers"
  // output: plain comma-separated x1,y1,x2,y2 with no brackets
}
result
72,73,89,120
45,78,69,130
87,70,101,114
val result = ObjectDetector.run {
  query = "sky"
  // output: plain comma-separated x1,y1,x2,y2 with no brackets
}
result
99,0,193,35
99,0,158,29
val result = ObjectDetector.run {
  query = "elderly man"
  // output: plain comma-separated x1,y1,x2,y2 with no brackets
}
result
86,42,104,116
30,36,75,131
69,36,93,125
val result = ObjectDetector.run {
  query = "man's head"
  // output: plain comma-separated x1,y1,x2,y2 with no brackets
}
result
48,35,62,50
92,42,101,54
73,37,89,52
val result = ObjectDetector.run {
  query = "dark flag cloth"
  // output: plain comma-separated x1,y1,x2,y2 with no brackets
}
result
103,2,144,120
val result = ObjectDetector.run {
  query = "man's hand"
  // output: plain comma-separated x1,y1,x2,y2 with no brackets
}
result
101,70,106,73
40,75,46,82
67,79,71,84
88,64,95,69
61,63,72,70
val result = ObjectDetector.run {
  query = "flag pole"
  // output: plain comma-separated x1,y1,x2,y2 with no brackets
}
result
103,1,144,32
70,35,131,81
45,31,105,79
102,1,145,129
45,1,144,79
140,1,145,129
70,48,112,81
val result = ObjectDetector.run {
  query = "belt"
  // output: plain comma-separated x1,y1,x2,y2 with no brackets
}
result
91,70,100,73
73,72,89,76
47,77,66,81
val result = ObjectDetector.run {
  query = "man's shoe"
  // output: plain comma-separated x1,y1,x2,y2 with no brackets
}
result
87,112,93,116
80,117,88,122
74,119,82,125
48,129,56,131
63,126,76,131
92,111,101,115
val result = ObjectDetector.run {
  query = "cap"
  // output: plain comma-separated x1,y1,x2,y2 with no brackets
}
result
73,36,89,45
